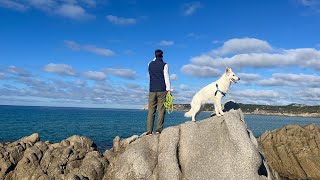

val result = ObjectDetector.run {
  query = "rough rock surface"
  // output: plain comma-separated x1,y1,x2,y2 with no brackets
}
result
0,134,107,180
1,102,272,180
104,104,271,180
259,123,320,180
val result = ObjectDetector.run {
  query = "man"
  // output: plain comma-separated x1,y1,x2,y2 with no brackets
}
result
146,49,171,135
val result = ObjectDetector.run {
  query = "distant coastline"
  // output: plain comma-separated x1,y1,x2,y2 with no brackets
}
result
140,103,320,118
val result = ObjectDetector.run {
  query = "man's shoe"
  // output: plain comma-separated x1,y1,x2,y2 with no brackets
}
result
146,131,152,135
156,129,162,134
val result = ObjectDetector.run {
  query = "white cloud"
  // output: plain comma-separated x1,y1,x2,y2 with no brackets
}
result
1,65,148,107
7,66,31,76
257,73,320,87
178,37,320,105
106,15,137,25
64,40,81,50
159,40,175,46
125,83,143,90
43,63,76,76
212,38,272,55
83,71,106,81
187,32,202,40
237,73,260,80
74,79,86,87
0,73,6,79
185,41,320,73
179,84,190,90
212,40,220,44
170,74,178,81
183,1,202,16
181,64,220,78
0,0,95,20
213,53,285,68
124,49,135,55
81,0,96,7
83,45,114,56
298,0,320,8
55,4,94,20
64,40,114,56
296,88,320,100
0,0,28,11
28,0,57,11
231,89,281,98
236,73,260,85
226,89,289,105
104,68,137,79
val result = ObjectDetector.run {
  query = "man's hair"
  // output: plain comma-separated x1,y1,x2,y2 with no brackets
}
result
155,49,163,58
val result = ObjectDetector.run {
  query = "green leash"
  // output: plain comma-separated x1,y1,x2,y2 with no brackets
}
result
164,93,175,114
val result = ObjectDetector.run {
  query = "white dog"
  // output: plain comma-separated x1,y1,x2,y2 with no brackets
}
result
184,67,240,121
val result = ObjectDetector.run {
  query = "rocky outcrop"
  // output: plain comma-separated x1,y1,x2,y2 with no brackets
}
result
0,134,107,180
104,105,271,180
1,104,272,180
259,123,320,180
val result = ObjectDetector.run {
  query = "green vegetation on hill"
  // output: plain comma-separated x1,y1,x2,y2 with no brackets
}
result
238,103,320,114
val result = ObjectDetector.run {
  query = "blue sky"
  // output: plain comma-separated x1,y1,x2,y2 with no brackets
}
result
1,0,320,108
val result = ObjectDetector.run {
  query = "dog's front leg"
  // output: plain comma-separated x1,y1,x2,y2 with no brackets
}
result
214,103,221,117
216,99,224,116
219,104,225,116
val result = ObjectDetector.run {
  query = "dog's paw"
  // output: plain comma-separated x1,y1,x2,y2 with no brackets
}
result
217,114,221,117
220,112,225,116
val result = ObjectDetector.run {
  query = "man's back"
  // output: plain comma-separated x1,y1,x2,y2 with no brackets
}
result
149,58,166,92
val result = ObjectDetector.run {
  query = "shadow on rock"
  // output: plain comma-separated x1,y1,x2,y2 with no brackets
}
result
223,101,240,112
211,100,240,117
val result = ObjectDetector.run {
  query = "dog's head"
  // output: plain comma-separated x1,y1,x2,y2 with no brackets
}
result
225,67,240,83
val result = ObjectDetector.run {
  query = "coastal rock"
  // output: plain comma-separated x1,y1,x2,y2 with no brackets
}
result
103,106,271,180
0,135,107,180
179,110,263,180
1,103,273,180
158,126,181,180
104,135,159,180
0,133,40,179
259,123,320,180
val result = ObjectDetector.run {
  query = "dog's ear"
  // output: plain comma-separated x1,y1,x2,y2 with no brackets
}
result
226,67,231,74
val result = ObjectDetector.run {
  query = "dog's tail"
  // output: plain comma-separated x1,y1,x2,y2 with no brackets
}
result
184,109,193,117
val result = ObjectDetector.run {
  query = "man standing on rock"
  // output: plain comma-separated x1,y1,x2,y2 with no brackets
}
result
146,49,171,135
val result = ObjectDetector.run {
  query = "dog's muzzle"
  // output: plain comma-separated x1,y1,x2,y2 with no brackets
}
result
231,78,240,83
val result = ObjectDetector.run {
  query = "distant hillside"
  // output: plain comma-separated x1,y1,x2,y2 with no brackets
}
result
140,103,320,117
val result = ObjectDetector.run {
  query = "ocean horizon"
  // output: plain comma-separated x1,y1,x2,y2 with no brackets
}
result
1,105,320,152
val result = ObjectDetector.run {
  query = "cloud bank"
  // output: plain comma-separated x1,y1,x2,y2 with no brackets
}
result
178,37,320,105
64,40,114,56
0,0,95,20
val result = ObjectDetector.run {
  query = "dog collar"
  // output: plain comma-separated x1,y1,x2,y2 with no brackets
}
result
215,84,226,96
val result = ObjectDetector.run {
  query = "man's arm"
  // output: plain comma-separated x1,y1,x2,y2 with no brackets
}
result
164,64,171,92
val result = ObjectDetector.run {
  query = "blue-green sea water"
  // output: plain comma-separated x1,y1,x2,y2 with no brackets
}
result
1,105,320,152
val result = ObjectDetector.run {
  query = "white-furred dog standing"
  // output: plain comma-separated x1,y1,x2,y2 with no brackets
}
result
184,67,240,121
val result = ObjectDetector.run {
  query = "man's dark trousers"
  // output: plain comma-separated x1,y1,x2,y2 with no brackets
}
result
147,91,166,132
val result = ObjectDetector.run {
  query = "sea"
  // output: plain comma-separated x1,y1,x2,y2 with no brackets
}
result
1,105,320,152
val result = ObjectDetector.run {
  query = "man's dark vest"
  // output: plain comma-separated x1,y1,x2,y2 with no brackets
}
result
149,57,166,92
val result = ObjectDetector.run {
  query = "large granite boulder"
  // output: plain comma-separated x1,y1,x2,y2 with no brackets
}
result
103,107,271,180
259,123,320,180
